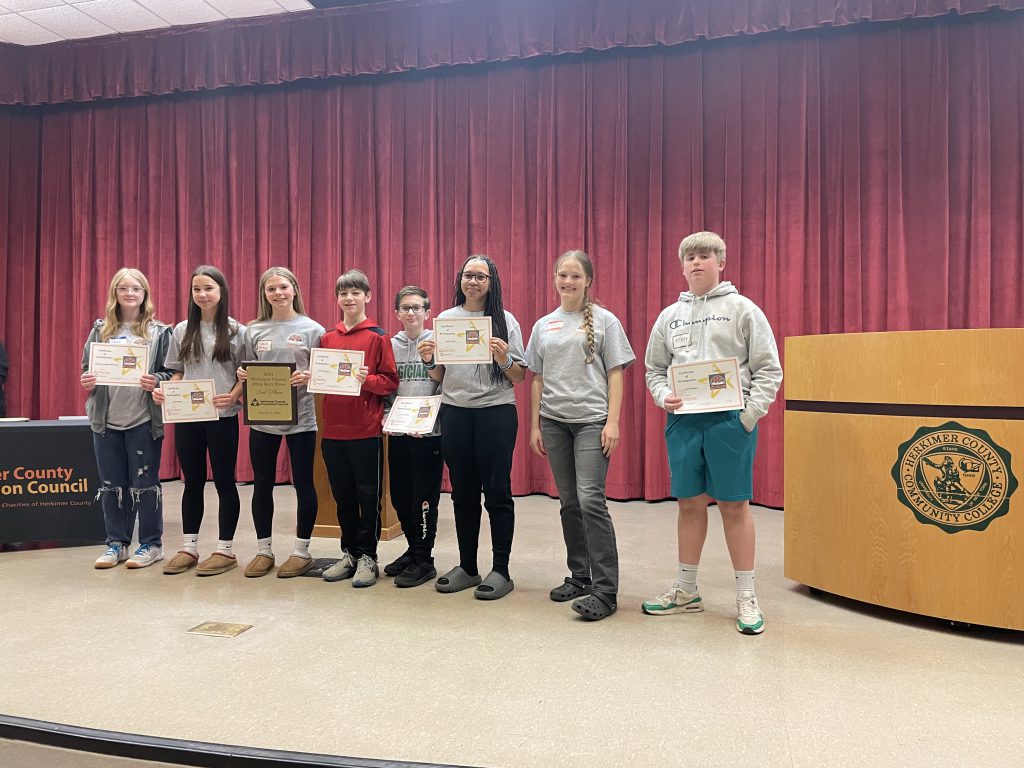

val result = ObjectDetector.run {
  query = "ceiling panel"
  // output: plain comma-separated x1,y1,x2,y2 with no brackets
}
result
135,0,223,25
22,3,114,37
204,0,284,20
4,0,64,11
0,10,62,43
74,0,167,34
0,0,314,45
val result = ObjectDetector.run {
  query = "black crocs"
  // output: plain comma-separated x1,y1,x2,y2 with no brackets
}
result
549,577,592,602
571,593,617,621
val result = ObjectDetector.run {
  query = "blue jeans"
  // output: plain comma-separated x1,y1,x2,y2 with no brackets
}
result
92,422,164,548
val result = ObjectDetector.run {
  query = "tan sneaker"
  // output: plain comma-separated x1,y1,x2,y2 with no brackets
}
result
163,550,199,575
244,553,275,578
196,552,238,576
277,554,314,579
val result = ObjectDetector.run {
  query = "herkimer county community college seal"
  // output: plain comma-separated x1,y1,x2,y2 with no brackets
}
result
891,421,1017,534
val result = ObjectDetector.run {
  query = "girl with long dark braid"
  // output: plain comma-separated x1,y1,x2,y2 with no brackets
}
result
416,256,526,600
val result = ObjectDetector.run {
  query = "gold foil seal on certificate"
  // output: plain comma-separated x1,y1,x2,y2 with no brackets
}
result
243,362,297,425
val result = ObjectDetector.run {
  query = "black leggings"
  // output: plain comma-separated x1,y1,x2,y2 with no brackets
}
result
175,416,240,539
248,429,318,540
439,404,517,578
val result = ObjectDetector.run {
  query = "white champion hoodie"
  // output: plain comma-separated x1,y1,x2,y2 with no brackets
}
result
644,281,782,431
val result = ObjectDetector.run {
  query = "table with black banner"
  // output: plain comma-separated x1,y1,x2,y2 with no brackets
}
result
0,418,104,549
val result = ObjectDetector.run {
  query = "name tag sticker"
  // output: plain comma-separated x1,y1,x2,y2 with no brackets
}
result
672,332,690,350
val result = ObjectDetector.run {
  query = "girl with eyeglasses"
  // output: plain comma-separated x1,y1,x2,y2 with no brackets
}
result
525,251,635,620
417,256,526,600
81,268,173,570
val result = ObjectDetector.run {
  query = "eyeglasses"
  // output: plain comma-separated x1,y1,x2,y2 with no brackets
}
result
461,272,491,283
398,305,426,314
116,285,144,294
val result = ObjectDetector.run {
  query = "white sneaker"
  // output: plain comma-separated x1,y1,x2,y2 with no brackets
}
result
322,550,356,582
126,543,164,569
352,554,379,588
736,593,765,635
641,584,704,616
94,543,129,569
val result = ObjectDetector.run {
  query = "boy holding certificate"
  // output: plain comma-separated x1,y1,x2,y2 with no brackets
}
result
382,286,444,588
320,270,399,588
643,232,782,634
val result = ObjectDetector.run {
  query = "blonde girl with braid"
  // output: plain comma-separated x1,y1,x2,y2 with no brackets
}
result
525,251,635,620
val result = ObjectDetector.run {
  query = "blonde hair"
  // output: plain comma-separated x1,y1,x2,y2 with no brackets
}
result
101,268,156,341
255,267,306,322
555,250,597,364
678,231,726,265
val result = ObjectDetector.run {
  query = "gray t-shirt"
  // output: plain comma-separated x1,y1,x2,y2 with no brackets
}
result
165,319,246,418
436,307,526,408
105,323,153,430
243,315,325,434
526,305,635,423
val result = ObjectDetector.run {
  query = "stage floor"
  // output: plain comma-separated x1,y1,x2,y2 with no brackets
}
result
1,483,1021,768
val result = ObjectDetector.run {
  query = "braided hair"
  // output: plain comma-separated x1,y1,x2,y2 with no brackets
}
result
453,255,510,384
554,250,596,364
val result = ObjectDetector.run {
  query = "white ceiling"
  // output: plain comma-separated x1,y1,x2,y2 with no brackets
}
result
0,0,315,46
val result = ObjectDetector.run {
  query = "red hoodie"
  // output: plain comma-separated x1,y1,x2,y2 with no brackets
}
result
320,318,399,440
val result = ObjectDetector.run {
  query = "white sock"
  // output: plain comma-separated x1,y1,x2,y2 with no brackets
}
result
182,534,199,555
735,569,756,598
257,537,273,556
674,562,699,594
216,540,234,556
292,538,311,558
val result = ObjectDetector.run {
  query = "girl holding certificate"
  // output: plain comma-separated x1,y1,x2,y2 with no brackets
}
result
526,251,635,621
237,267,325,579
80,268,172,570
418,256,527,600
155,266,246,577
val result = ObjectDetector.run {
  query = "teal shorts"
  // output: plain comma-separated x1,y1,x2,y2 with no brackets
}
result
665,410,758,501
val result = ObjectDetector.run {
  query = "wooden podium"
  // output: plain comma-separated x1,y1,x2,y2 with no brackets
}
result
784,329,1024,630
310,395,403,541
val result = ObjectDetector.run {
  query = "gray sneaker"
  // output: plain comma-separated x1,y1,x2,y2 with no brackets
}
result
322,550,356,582
352,554,379,588
126,543,164,569
94,543,129,569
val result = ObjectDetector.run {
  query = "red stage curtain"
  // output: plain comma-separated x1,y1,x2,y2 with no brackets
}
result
2,11,1023,504
0,0,1022,106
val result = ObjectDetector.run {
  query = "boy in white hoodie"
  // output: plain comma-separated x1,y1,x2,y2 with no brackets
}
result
643,231,782,634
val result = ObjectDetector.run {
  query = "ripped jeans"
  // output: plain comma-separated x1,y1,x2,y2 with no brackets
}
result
92,422,164,548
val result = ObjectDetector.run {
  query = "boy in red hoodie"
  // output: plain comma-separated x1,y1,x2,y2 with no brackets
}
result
320,269,399,587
